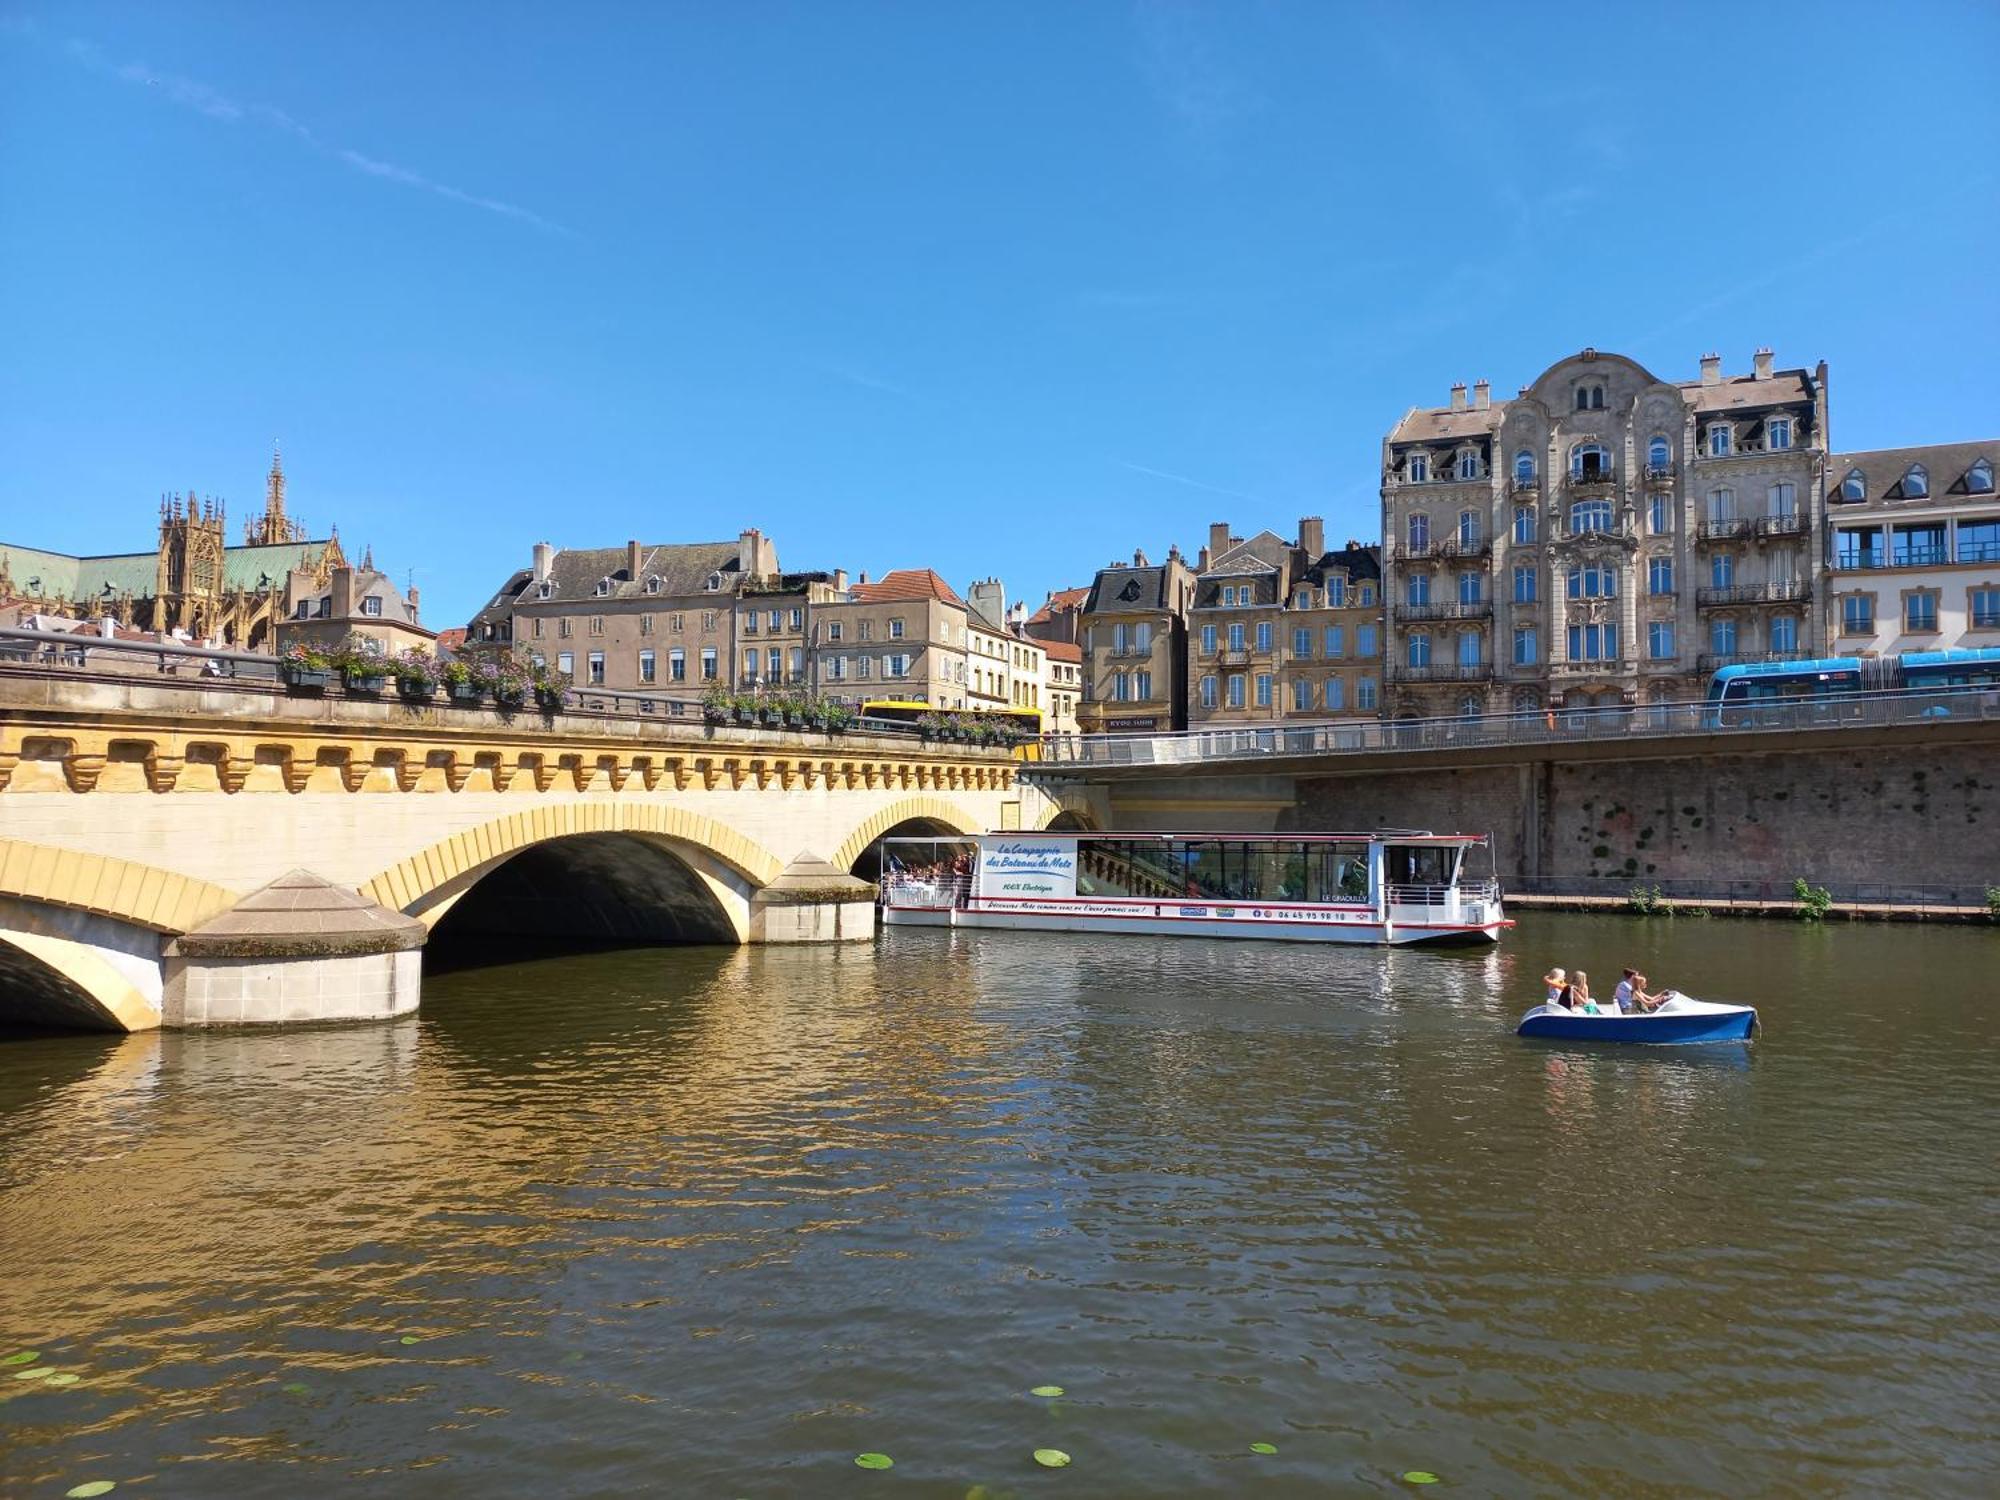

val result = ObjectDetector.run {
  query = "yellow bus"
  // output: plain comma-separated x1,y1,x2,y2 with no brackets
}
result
858,699,1044,759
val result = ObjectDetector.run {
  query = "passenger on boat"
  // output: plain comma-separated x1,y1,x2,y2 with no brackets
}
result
1543,967,1569,1006
1614,969,1640,1013
1572,971,1599,1013
1632,974,1667,1013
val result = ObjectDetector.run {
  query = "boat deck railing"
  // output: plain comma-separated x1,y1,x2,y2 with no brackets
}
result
1030,686,2000,773
881,875,971,909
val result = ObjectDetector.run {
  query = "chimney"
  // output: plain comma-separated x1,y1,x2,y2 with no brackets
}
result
858,570,869,586
1753,347,1774,380
1700,352,1722,386
1473,379,1491,410
1298,515,1325,556
626,539,643,579
330,566,355,620
1208,521,1231,557
1449,382,1467,412
1133,548,1148,567
738,528,776,582
834,568,849,592
1197,546,1211,571
532,541,554,583
98,615,117,639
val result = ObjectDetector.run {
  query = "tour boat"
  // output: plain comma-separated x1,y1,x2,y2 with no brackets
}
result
877,831,1509,946
1515,992,1757,1044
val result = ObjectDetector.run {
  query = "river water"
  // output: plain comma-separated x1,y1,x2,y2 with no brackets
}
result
2,914,1995,1497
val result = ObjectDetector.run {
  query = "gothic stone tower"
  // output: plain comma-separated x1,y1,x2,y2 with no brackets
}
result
155,491,228,636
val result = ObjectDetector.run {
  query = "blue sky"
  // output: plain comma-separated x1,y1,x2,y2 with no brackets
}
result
4,2,1996,628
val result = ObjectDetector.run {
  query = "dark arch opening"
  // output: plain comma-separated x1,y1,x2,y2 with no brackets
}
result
1046,810,1097,832
427,833,739,970
0,939,125,1034
848,817,968,881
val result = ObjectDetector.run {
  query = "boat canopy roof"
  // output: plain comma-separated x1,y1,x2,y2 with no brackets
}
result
955,830,1491,845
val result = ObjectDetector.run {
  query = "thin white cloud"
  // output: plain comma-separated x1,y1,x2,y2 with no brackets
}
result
1120,460,1265,505
53,35,569,235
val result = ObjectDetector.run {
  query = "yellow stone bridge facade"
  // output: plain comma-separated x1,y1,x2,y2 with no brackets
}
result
0,672,1065,1031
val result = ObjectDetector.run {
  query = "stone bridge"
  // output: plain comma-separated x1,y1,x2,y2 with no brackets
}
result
0,670,1070,1031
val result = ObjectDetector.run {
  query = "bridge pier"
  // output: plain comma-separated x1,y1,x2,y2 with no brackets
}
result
162,870,425,1027
747,853,877,943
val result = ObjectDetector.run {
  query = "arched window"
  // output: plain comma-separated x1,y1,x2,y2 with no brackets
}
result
1708,424,1733,457
1407,452,1430,483
1457,510,1480,547
1408,512,1431,551
1408,632,1432,667
1458,692,1483,718
1903,464,1929,498
1841,468,1867,502
1513,687,1540,713
1970,459,1995,494
1647,436,1671,472
1570,442,1611,480
1575,383,1605,411
1456,449,1481,481
1514,449,1536,484
1569,498,1614,535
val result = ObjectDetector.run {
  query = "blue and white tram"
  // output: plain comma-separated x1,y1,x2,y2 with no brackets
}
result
1704,647,2000,722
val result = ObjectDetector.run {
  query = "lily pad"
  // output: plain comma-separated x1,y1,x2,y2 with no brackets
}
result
1032,1449,1071,1469
46,1372,82,1387
1029,1384,1065,1398
282,1382,310,1395
1402,1474,1440,1486
13,1366,55,1381
1250,1442,1278,1454
399,1336,421,1346
854,1453,894,1470
67,1485,118,1499
1,1350,39,1366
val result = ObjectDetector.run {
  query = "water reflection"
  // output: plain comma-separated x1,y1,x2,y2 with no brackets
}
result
0,915,1995,1496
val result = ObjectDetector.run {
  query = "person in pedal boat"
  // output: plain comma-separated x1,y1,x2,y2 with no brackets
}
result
1543,967,1571,1007
1572,971,1600,1013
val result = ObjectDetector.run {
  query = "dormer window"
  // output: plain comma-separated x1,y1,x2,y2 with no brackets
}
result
705,572,723,591
537,580,555,599
1455,450,1480,481
1294,588,1312,610
1903,464,1928,498
1767,418,1792,451
1708,425,1733,457
1969,459,1995,494
1647,436,1672,472
1840,468,1866,502
1407,452,1430,483
645,574,663,594
594,577,612,596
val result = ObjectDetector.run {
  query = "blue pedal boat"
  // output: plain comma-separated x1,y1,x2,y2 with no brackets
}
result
1517,992,1757,1044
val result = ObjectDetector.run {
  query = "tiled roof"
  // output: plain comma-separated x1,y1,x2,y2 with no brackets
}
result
434,628,468,653
1041,637,1082,663
1028,586,1087,623
1084,564,1171,613
849,568,964,606
1825,440,1999,507
1388,366,1818,445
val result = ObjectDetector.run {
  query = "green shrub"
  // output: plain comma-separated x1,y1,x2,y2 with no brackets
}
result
1792,877,1834,922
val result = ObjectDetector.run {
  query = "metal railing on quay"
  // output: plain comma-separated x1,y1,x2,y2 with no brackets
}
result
1029,685,2000,772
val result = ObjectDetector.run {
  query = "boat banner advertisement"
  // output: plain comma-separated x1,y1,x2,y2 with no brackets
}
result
976,837,1078,899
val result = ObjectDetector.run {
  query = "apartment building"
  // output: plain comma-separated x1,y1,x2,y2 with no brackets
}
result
1186,517,1383,723
1380,348,1828,718
812,568,970,707
1041,638,1083,732
736,572,845,691
1077,548,1197,732
466,530,782,691
1823,441,2000,656
964,578,1047,721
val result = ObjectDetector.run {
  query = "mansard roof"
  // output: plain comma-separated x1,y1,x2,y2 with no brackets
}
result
1825,440,1999,507
1084,563,1172,613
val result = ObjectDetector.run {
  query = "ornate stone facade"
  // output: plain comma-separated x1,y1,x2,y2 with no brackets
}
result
1381,349,1828,718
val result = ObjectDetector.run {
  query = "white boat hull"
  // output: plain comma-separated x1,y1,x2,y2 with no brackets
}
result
882,897,1506,946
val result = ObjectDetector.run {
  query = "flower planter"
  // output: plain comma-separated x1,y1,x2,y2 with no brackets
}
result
703,707,728,726
282,664,331,692
344,671,388,695
535,690,564,714
446,681,485,706
732,708,751,726
494,688,527,710
398,678,437,703
759,711,778,728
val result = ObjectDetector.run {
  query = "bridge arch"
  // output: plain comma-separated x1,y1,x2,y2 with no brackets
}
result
0,894,165,1032
830,795,984,876
0,838,236,933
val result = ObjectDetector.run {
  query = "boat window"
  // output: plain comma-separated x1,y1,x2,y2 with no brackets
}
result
1385,845,1452,886
1078,838,1373,903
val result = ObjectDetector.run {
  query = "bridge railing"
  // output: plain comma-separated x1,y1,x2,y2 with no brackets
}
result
1031,687,2000,771
0,627,933,742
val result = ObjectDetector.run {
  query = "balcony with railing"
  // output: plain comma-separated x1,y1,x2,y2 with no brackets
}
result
1644,462,1677,483
1393,600,1492,623
1756,513,1810,539
1511,475,1541,495
1695,517,1755,543
1549,656,1636,677
1697,650,1812,673
1567,469,1618,496
1433,535,1493,561
1390,662,1493,683
1552,519,1638,544
1695,580,1813,608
